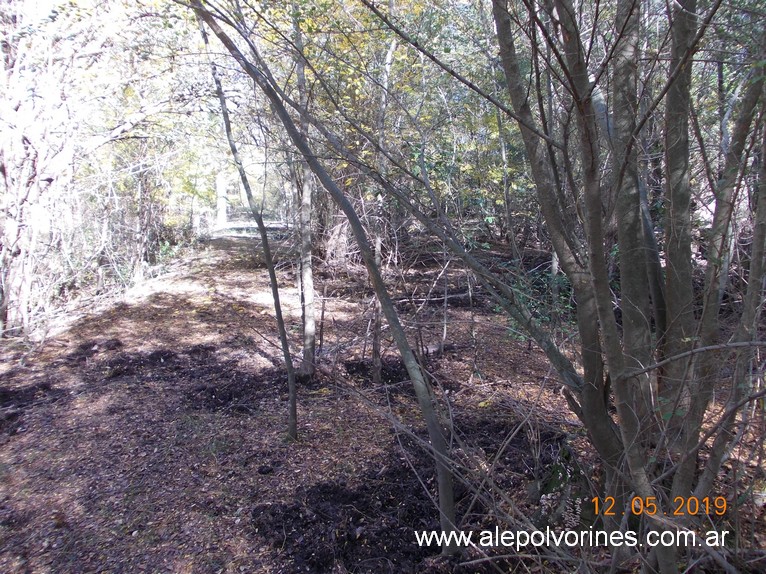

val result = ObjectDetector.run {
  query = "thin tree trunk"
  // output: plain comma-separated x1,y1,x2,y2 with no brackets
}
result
639,177,667,338
661,0,698,459
216,171,228,229
372,236,382,385
371,33,397,387
292,6,316,378
199,17,298,440
697,65,764,348
613,0,655,445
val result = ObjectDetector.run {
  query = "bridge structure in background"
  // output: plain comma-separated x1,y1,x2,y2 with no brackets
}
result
212,201,289,238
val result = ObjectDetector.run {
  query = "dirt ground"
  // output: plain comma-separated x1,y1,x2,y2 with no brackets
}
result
0,237,762,573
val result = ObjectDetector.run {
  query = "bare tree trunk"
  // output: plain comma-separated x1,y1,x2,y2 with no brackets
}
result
613,0,655,446
0,233,21,337
132,172,149,284
292,6,316,379
0,275,7,336
370,32,397,388
661,0,698,459
697,64,764,348
610,5,678,569
199,17,298,440
639,177,667,338
216,171,228,229
372,236,383,385
298,169,316,377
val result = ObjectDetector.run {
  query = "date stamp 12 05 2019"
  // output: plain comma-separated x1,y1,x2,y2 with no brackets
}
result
591,496,728,517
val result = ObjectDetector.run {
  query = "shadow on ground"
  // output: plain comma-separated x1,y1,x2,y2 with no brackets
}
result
0,238,604,574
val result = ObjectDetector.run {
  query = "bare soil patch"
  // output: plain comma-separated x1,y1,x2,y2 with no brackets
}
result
0,237,762,573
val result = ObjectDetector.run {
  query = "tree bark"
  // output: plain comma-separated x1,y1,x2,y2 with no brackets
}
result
613,0,655,445
292,6,316,378
661,0,698,459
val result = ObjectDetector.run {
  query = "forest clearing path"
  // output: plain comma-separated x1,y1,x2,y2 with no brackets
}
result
0,238,578,574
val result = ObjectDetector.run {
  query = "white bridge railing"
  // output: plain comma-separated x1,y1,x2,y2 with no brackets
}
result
210,220,289,237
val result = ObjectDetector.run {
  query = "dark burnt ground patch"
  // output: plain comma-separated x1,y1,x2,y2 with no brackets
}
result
63,337,124,366
0,267,594,574
0,381,66,436
80,344,286,416
250,456,441,574
185,368,285,415
344,356,414,400
343,356,461,405
248,433,528,574
243,418,575,574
